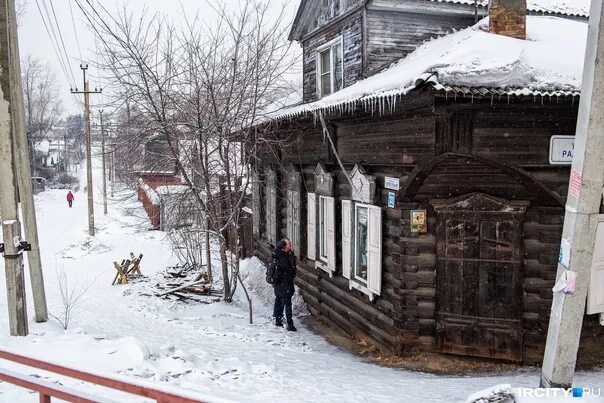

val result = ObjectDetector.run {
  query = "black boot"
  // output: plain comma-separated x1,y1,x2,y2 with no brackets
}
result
286,321,297,332
275,317,283,327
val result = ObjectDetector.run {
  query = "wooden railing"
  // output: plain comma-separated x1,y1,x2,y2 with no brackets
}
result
0,349,206,403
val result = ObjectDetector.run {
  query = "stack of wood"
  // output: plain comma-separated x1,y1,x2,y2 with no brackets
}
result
155,278,221,301
112,253,144,285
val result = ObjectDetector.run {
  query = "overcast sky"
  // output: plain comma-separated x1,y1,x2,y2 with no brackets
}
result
18,0,301,117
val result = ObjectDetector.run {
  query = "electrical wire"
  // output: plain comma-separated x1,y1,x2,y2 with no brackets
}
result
33,0,75,88
44,0,77,85
68,0,83,62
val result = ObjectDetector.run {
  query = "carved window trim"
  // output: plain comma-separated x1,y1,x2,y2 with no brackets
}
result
286,166,302,254
251,170,262,236
350,164,376,204
265,169,278,245
342,165,381,300
314,163,334,197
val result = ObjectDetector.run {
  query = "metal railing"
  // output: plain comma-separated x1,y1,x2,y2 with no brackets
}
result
0,349,205,403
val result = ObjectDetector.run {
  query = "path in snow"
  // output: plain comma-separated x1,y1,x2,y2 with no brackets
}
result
0,149,602,403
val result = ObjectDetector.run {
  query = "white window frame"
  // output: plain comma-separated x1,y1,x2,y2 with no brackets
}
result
316,36,344,98
319,195,329,262
342,199,382,301
353,202,370,286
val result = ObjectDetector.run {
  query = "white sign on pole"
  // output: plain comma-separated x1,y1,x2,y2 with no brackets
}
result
549,135,575,165
384,176,399,191
587,216,604,315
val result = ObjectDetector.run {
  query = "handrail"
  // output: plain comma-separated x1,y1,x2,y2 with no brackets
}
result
0,349,205,403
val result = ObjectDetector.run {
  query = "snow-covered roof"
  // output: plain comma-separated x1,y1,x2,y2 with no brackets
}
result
426,0,590,17
155,185,190,196
262,90,303,116
137,178,160,205
271,16,587,120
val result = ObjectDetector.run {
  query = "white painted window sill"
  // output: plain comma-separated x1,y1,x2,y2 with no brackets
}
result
314,260,334,278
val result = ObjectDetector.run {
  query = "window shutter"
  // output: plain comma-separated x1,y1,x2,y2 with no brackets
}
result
588,218,604,314
267,186,277,244
307,193,316,260
341,200,352,279
327,196,336,272
293,190,300,254
367,205,382,296
286,190,293,242
252,175,260,235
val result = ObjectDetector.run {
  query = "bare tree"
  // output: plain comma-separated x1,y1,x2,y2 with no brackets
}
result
16,0,27,27
81,0,298,311
49,268,94,330
22,55,63,173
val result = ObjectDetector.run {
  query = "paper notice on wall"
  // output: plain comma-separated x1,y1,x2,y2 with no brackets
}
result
569,170,582,198
564,271,577,294
559,238,571,269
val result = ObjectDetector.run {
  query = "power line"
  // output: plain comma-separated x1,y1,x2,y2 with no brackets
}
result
33,0,74,87
43,0,77,85
68,0,83,62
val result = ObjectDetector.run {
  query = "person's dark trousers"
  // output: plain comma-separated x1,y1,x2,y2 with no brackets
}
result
273,294,293,323
68,201,72,208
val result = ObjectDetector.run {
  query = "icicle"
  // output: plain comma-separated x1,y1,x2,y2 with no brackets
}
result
393,94,397,111
491,94,494,107
507,94,510,104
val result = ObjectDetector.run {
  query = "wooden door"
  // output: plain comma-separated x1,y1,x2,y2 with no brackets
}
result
434,195,525,362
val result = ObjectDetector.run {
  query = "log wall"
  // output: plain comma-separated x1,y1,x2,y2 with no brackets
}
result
251,94,604,366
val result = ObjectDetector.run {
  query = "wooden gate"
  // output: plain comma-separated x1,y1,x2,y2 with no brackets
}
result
432,193,527,361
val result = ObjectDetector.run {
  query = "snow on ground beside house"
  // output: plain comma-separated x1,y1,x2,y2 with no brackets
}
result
0,149,602,402
274,16,587,119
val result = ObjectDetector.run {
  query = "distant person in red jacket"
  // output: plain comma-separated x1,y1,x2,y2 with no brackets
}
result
66,191,74,208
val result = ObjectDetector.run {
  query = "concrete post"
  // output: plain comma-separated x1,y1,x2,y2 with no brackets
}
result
540,0,604,388
0,0,28,335
6,0,47,322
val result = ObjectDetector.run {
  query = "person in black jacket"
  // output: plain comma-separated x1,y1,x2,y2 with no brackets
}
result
272,238,297,331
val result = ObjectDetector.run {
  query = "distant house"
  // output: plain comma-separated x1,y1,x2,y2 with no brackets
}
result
249,0,603,366
136,134,190,229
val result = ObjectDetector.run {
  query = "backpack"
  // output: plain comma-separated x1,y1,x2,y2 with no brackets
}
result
266,258,278,285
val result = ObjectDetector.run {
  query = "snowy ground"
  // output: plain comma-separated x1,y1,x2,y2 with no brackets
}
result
0,150,602,403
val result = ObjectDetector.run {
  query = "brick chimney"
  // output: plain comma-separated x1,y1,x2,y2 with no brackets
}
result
488,0,527,40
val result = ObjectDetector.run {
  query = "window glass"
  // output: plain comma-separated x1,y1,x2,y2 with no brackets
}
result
355,205,368,281
333,43,343,91
319,48,332,96
320,196,327,259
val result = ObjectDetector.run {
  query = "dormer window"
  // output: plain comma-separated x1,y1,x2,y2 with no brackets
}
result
317,37,343,97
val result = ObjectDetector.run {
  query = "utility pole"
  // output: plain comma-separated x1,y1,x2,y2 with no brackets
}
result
540,0,604,389
0,0,30,335
110,149,115,197
71,65,101,236
5,0,47,323
64,131,68,172
99,110,107,215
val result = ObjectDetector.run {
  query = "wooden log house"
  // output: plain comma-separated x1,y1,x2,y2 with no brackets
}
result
250,0,604,365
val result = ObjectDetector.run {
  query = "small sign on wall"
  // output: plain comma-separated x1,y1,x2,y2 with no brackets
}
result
549,135,574,165
388,192,395,208
411,210,427,233
384,176,400,191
